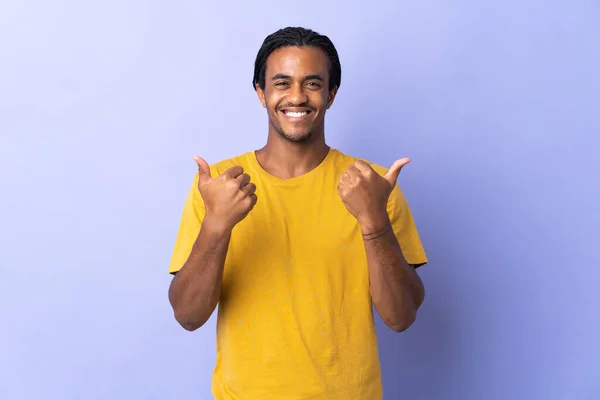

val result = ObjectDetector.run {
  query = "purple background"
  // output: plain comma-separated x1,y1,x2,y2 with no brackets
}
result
1,0,599,399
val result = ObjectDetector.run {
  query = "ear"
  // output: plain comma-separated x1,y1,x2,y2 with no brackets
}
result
326,87,338,109
256,84,267,108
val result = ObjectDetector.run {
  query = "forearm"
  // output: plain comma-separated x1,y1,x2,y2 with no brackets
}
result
361,215,425,332
168,217,232,331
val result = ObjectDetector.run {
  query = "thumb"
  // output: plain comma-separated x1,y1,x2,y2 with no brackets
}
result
383,157,411,187
193,156,212,185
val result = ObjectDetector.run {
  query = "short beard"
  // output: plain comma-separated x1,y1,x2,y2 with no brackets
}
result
273,122,312,143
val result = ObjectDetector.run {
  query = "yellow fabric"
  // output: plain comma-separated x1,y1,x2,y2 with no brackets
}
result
169,148,427,400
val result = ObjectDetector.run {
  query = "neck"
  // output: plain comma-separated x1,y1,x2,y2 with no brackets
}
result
255,130,330,180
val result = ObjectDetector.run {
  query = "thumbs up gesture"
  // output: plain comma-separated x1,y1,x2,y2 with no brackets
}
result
194,156,258,231
337,158,411,231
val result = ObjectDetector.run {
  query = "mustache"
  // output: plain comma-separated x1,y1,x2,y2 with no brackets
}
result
277,104,315,111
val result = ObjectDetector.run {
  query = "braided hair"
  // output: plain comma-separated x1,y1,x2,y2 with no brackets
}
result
253,27,341,91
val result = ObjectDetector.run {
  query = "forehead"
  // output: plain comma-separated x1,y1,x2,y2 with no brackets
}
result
265,46,330,78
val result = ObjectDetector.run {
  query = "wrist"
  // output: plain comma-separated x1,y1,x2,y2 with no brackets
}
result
202,215,234,236
359,210,391,235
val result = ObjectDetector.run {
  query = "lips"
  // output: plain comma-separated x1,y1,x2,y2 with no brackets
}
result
279,108,312,121
283,111,309,117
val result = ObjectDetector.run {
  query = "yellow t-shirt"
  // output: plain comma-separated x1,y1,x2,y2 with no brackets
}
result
169,148,427,400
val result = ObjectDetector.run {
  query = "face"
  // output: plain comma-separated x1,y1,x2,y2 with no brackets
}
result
256,46,338,143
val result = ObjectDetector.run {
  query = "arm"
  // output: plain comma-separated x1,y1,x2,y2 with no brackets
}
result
338,157,427,332
168,217,232,331
168,157,257,331
360,214,425,332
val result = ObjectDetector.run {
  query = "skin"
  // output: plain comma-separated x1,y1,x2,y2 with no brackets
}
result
168,45,424,332
168,162,257,331
254,46,337,179
338,158,425,331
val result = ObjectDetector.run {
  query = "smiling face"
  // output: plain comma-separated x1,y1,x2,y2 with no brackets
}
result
256,46,338,143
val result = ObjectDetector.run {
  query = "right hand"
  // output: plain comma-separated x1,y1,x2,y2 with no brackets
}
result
193,156,257,231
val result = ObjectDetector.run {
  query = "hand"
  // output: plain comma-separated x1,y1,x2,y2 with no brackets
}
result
337,158,411,230
194,156,257,231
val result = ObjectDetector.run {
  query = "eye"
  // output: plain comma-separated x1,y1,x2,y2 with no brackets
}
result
275,81,290,87
306,81,322,88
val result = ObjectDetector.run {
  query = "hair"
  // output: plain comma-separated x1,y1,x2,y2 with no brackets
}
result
252,27,342,91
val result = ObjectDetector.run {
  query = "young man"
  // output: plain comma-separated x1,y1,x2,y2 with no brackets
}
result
168,27,428,400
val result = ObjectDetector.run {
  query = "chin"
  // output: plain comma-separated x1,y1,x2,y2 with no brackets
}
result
280,130,312,142
276,125,313,142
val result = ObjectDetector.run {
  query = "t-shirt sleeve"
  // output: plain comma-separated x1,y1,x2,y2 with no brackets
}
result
386,184,428,268
168,173,206,275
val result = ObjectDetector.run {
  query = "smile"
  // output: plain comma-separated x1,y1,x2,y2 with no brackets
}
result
284,111,308,117
280,110,312,120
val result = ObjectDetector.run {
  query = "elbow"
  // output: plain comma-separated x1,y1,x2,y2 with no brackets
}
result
168,280,209,332
414,290,425,310
388,308,417,333
180,322,202,332
174,309,205,332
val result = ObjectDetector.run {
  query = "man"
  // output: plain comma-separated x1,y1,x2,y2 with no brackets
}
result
168,27,428,400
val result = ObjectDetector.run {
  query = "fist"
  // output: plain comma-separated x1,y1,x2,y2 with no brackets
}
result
338,158,410,226
194,156,257,231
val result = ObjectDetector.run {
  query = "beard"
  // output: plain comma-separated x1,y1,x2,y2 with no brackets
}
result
270,119,313,143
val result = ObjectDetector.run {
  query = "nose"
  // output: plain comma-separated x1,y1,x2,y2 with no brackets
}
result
287,82,308,105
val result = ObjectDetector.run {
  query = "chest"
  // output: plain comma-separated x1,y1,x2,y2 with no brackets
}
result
220,187,369,301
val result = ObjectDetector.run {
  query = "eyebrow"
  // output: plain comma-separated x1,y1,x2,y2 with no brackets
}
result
271,74,324,81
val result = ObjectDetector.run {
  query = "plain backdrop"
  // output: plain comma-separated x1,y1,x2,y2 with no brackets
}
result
1,0,599,399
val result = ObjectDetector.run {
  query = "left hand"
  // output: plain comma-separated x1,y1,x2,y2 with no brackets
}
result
338,158,411,229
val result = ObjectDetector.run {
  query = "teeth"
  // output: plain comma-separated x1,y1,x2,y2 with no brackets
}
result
285,111,308,117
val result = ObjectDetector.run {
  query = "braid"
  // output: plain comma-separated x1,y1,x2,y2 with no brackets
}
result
253,27,341,91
